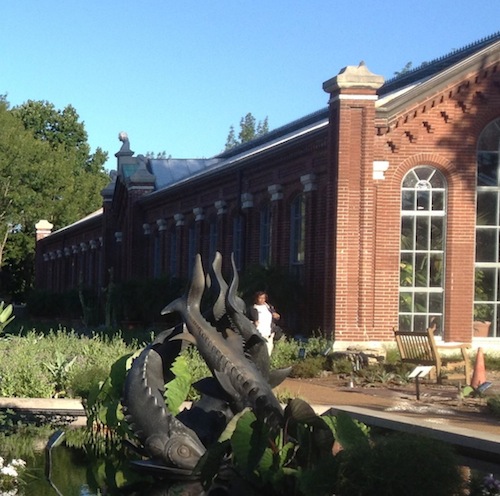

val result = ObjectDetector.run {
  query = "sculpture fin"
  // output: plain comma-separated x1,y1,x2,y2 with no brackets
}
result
169,331,197,346
268,367,293,388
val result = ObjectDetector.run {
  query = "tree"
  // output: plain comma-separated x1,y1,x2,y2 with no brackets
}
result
0,98,110,300
394,61,413,77
224,113,269,150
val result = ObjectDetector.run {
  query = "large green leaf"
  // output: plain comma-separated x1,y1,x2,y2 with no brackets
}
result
165,354,192,415
194,440,231,489
323,412,370,450
231,410,271,477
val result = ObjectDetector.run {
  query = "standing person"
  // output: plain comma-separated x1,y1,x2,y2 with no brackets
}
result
250,291,281,356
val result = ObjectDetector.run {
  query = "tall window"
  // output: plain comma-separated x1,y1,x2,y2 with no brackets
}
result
168,226,177,276
290,195,305,270
475,118,500,337
259,204,272,266
399,167,446,333
152,232,161,278
233,214,244,270
187,223,196,277
208,217,218,262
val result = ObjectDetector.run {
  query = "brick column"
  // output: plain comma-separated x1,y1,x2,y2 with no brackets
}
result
323,62,384,341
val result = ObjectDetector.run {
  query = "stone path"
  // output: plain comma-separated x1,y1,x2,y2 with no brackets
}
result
276,377,500,436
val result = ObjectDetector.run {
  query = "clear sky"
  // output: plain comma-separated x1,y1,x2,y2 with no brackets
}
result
2,1,499,168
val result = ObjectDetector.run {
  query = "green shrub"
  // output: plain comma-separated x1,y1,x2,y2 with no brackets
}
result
290,356,328,378
0,329,137,399
487,395,500,418
335,433,463,496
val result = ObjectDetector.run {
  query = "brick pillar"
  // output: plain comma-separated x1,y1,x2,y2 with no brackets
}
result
323,62,384,342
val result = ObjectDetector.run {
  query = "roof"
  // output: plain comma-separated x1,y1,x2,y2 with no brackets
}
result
148,158,222,189
142,109,329,199
140,32,500,197
47,208,103,237
379,31,500,96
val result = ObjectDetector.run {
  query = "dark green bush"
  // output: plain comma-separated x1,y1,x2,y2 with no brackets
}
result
290,356,328,378
487,395,500,418
335,433,463,496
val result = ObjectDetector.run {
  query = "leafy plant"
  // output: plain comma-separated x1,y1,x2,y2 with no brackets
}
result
44,351,77,397
334,433,463,496
0,301,14,333
195,399,369,495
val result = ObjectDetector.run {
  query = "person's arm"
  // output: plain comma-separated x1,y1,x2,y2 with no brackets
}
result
268,304,280,321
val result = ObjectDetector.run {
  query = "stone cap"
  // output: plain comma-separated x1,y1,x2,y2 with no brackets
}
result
323,61,384,94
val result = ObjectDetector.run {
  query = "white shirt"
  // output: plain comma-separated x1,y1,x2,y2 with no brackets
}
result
253,303,273,339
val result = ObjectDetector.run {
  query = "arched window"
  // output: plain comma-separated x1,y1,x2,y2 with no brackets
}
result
232,214,244,270
259,204,271,266
168,225,177,276
208,216,218,262
187,223,196,277
399,166,446,333
475,118,500,337
290,195,305,272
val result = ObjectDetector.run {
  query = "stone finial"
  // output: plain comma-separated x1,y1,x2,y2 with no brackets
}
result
35,220,54,241
323,61,384,94
115,131,134,157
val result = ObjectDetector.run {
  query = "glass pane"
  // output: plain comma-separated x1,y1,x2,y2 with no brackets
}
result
474,303,493,322
477,152,498,186
429,292,443,313
415,254,428,287
399,292,412,312
430,217,443,250
429,172,444,189
429,254,443,287
400,253,413,286
415,291,427,312
398,314,412,331
403,170,418,188
476,229,496,262
416,190,430,211
416,217,429,250
400,216,414,249
475,268,496,301
477,191,497,225
401,190,414,210
414,314,427,332
478,120,500,150
432,190,444,211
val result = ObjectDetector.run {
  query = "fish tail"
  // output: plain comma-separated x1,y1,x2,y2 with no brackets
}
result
161,254,205,316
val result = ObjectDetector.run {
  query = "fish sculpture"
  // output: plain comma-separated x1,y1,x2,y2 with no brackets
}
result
122,252,287,474
122,328,206,470
162,254,284,428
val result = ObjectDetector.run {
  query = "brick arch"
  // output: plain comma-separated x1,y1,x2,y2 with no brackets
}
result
391,153,455,186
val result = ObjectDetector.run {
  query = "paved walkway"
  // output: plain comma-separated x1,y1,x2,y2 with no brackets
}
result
276,378,500,436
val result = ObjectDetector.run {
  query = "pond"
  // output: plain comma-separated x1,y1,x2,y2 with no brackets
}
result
0,424,204,496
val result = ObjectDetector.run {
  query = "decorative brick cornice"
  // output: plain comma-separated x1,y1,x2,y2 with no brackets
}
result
156,219,167,231
241,193,253,209
300,174,317,192
174,213,185,226
193,207,205,221
215,200,227,215
268,184,283,201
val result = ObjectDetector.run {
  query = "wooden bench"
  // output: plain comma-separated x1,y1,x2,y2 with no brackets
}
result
393,328,471,385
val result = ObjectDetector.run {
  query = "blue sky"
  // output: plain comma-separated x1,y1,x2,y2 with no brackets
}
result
2,1,499,168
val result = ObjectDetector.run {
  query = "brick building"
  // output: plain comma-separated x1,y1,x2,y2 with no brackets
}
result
35,33,500,344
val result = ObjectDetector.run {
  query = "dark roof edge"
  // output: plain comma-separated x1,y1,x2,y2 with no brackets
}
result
380,32,500,95
215,107,329,159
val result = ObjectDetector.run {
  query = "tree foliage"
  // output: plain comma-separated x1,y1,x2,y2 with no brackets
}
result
225,113,269,150
0,97,110,300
